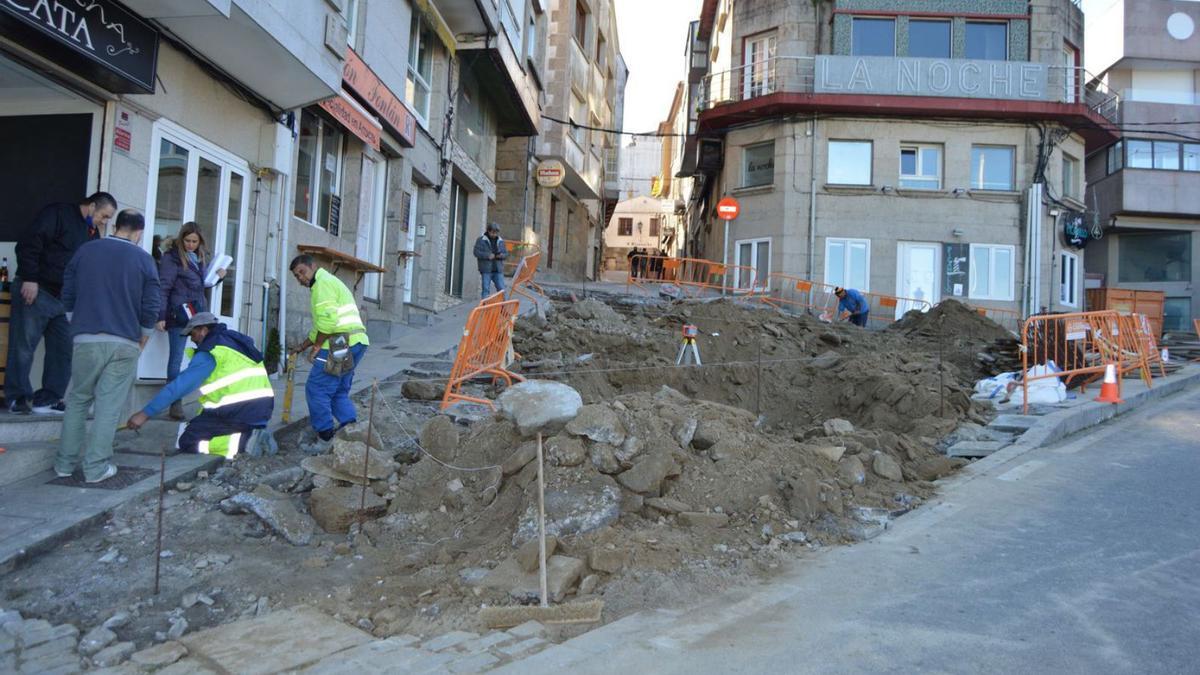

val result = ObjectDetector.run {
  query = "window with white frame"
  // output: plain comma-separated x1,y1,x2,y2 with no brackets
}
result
735,237,770,290
825,237,870,291
970,145,1015,191
407,16,434,125
344,0,360,48
900,144,941,189
1059,251,1079,307
742,141,775,188
969,244,1015,301
293,110,345,235
828,140,872,185
742,33,776,99
1062,152,1079,200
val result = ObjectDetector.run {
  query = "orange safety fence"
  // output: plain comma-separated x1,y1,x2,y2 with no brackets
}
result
750,274,931,328
507,250,544,303
1127,313,1167,378
628,254,761,297
1020,310,1156,414
968,305,1022,334
503,241,540,275
441,292,525,410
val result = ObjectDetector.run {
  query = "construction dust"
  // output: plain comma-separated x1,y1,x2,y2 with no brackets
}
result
2,294,1010,661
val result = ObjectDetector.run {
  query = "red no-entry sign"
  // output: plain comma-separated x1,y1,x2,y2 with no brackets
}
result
716,196,740,221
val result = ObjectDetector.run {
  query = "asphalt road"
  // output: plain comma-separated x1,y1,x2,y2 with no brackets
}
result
501,386,1200,675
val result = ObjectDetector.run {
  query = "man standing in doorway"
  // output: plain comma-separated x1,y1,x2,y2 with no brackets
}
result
56,209,159,483
288,255,369,445
6,192,115,414
473,223,507,297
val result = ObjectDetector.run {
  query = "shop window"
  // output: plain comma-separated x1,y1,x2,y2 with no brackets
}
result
1062,153,1079,200
851,18,894,56
618,217,632,236
908,20,950,58
966,22,1007,60
1119,232,1191,283
407,16,434,125
1059,251,1078,307
825,237,870,291
900,144,941,190
293,110,345,235
735,237,770,290
1164,298,1191,332
828,140,872,186
970,145,1015,191
742,141,775,188
970,244,1015,301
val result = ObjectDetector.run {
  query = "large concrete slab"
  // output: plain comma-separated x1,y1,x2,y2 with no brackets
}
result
181,609,372,674
0,442,57,488
946,440,1007,458
987,414,1040,434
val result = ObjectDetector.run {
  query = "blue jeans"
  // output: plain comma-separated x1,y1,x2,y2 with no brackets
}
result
4,283,72,405
481,271,505,298
305,343,367,436
178,410,254,455
849,311,870,328
167,330,188,381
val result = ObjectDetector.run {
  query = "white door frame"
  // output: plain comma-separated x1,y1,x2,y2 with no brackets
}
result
895,241,941,319
734,236,771,291
139,119,250,379
403,189,417,304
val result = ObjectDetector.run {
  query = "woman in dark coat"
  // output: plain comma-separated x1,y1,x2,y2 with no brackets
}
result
155,222,224,419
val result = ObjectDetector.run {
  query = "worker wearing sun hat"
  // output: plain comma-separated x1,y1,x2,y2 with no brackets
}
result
834,286,870,327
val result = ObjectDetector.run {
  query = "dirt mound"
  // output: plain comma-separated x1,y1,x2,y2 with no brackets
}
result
514,298,987,440
887,299,1014,380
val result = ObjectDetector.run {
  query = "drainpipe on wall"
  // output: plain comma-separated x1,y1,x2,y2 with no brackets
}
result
807,114,818,280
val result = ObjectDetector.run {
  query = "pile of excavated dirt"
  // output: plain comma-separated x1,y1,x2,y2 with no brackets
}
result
888,299,1018,380
513,297,995,440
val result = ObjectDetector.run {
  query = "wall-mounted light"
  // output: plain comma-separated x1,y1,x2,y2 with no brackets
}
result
952,187,966,196
881,185,894,193
1049,208,1061,217
952,228,965,237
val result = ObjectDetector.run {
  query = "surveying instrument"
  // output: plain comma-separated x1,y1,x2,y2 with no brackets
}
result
676,323,702,366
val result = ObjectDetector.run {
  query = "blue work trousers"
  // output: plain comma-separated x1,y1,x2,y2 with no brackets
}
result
305,343,367,436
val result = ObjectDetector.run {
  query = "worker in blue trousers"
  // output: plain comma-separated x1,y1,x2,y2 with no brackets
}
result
287,255,369,448
834,286,870,327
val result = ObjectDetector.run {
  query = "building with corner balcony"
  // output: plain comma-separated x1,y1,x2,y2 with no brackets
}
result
1083,0,1200,332
677,0,1118,319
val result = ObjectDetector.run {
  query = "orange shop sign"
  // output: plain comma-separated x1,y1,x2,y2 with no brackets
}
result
716,196,740,220
342,49,417,146
318,92,381,151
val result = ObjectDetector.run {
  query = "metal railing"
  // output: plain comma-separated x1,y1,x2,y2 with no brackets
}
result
700,56,1120,123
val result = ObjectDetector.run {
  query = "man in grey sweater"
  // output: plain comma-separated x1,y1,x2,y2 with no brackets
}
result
56,209,161,483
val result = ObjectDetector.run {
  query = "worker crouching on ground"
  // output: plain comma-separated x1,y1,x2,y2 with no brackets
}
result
834,287,870,327
126,313,276,458
288,254,369,446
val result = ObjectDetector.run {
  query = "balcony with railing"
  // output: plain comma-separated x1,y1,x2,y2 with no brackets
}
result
698,56,1120,148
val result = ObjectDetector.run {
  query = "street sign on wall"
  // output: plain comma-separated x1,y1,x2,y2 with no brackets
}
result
717,196,740,221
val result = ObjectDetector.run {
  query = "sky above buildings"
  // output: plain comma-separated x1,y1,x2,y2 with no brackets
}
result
614,0,703,134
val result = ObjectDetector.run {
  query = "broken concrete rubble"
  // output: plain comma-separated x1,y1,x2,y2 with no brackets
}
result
513,475,621,545
224,485,316,546
309,486,388,533
497,380,583,436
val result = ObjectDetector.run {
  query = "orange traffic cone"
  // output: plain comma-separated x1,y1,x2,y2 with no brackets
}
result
1095,363,1123,404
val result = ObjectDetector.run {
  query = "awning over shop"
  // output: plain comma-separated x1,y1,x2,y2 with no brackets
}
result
318,90,383,151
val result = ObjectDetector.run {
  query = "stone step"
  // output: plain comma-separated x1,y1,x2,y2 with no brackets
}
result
0,414,62,443
987,414,1040,434
946,440,1008,458
0,442,57,488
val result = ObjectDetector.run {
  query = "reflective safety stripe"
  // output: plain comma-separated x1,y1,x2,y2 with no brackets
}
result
201,388,275,409
197,432,242,458
198,367,265,395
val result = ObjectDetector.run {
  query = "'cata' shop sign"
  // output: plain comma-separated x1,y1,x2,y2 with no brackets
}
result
0,0,160,93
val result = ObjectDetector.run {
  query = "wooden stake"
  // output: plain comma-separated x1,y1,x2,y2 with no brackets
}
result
154,443,165,595
537,431,548,608
360,379,378,518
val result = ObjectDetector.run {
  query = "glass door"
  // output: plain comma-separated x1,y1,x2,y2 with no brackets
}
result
896,242,940,319
139,122,249,379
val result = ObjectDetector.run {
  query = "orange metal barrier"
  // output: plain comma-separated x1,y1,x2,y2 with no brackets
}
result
1129,313,1167,378
968,305,1021,334
507,250,544,303
1020,310,1156,414
751,274,931,328
503,241,540,276
441,293,525,410
628,255,761,298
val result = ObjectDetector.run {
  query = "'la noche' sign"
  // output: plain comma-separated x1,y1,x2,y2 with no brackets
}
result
815,55,1049,102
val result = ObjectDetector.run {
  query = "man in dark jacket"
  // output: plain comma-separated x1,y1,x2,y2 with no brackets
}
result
6,192,116,414
473,223,507,297
56,209,159,483
127,313,276,459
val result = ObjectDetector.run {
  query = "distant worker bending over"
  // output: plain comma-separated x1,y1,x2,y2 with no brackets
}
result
834,287,870,327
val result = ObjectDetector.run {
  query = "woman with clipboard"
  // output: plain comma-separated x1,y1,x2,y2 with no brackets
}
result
155,222,227,420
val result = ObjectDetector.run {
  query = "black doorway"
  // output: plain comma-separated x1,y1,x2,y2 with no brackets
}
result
0,114,92,243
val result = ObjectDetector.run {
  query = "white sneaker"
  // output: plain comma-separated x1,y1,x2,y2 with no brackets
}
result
85,464,118,483
32,401,66,415
55,469,74,478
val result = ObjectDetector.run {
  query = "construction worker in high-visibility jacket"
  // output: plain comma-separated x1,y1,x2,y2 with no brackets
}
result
126,312,276,457
288,254,370,442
